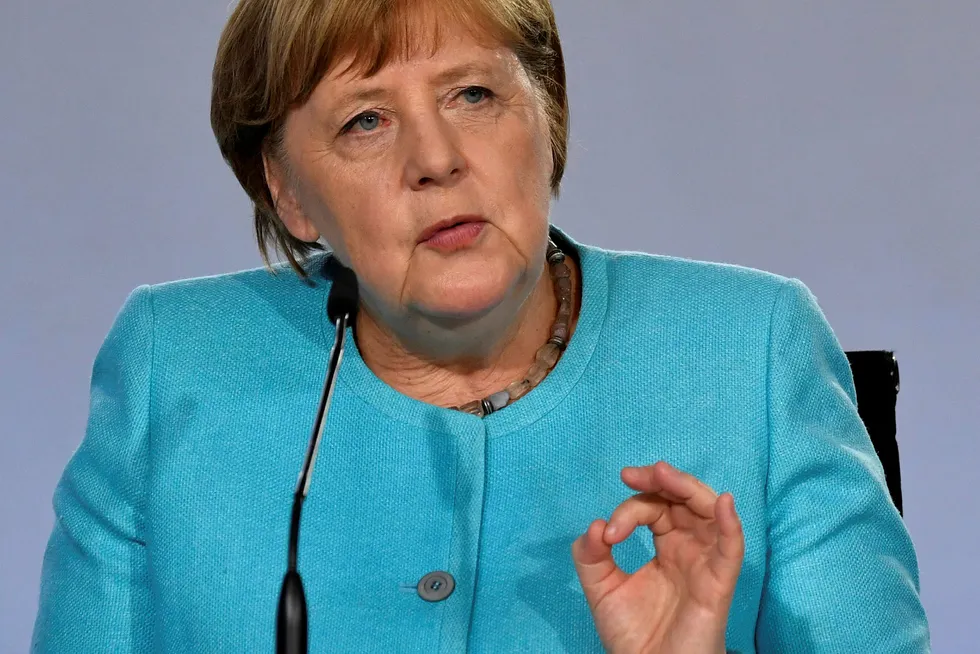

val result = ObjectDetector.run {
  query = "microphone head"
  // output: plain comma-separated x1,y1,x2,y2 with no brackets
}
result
323,256,359,325
276,569,308,654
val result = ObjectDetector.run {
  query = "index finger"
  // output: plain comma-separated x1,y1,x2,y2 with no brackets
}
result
622,461,719,519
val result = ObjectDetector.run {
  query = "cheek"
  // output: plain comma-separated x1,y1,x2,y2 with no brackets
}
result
317,169,412,303
490,119,553,223
310,164,399,249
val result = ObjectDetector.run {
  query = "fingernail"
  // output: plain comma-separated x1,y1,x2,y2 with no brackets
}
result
605,524,619,538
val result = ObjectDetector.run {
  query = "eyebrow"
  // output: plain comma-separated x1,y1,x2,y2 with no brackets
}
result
330,61,499,113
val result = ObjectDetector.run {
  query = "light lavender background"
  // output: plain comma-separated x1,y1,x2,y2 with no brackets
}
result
2,1,977,651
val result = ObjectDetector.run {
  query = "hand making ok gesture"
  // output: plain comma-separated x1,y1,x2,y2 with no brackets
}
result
572,461,745,654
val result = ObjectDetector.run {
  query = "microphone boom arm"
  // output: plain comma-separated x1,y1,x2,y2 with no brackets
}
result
289,312,348,568
277,309,351,654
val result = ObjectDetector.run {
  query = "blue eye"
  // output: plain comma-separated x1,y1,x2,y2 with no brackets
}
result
461,87,491,104
342,112,380,134
355,113,380,131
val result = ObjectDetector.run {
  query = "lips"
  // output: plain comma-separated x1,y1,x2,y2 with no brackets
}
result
417,215,485,243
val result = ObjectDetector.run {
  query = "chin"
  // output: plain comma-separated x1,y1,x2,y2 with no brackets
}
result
411,264,525,324
415,284,510,322
406,234,532,322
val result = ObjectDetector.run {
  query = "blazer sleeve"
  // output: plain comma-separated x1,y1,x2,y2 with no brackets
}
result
32,286,154,653
756,278,930,653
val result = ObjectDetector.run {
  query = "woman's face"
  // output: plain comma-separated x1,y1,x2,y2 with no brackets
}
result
268,21,554,327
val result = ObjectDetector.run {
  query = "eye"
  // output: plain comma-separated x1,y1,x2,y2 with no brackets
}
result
459,86,493,104
341,112,381,135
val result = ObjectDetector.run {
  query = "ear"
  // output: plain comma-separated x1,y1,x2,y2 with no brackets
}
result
262,150,321,243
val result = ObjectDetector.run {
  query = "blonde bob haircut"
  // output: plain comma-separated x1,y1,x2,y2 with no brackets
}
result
210,0,569,277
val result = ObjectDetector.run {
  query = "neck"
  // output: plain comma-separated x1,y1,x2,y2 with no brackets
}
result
354,255,581,408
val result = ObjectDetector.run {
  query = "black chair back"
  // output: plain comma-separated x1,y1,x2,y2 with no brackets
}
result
845,350,903,515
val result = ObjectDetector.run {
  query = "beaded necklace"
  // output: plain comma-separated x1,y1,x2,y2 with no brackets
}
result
450,240,573,417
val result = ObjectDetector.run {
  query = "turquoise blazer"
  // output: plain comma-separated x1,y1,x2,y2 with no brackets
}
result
32,227,930,652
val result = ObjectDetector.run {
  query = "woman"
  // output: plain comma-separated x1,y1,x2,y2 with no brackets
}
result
32,0,930,652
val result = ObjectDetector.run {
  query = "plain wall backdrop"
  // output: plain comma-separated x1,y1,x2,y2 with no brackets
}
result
2,1,977,651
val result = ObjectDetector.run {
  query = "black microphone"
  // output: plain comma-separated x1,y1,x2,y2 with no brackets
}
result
276,256,359,654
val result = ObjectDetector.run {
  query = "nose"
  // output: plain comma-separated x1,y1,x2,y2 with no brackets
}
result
402,112,466,191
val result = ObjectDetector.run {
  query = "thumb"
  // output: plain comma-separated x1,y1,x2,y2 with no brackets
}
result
709,492,745,586
571,519,628,604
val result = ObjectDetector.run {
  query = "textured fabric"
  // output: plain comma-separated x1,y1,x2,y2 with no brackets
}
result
32,226,930,653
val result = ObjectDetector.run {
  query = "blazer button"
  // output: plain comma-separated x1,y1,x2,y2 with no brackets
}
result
417,571,455,602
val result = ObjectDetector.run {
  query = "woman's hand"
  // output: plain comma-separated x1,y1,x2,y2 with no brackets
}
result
571,461,744,654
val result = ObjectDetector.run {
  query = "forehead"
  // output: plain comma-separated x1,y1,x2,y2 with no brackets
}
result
325,45,519,97
325,13,513,87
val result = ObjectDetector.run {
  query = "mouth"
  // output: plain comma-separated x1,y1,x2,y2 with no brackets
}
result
417,216,487,253
417,215,486,243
